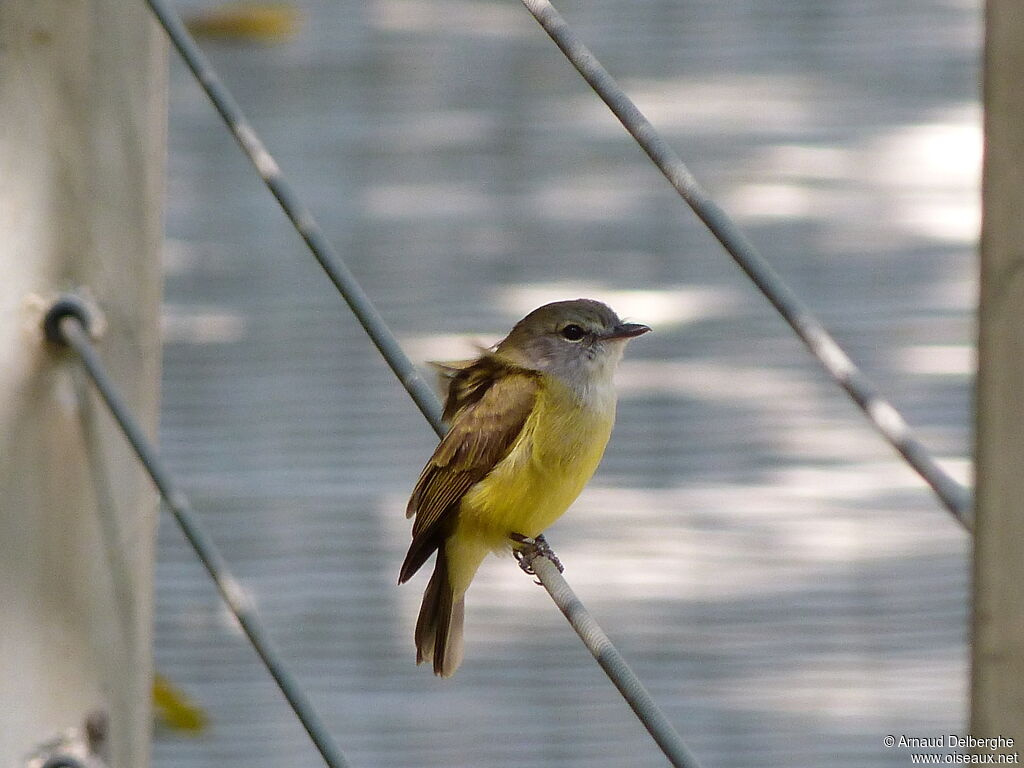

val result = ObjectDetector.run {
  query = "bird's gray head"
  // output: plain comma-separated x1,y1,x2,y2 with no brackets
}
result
494,299,650,393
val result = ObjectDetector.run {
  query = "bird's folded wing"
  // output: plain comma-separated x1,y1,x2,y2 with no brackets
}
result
400,367,539,583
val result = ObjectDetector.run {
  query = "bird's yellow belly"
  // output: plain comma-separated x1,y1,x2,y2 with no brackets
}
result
457,386,614,551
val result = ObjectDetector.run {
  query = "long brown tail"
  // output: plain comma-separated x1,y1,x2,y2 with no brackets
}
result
414,546,465,678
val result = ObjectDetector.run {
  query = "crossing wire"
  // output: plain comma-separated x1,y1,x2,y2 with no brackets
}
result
155,3,706,765
154,0,972,531
518,0,972,530
136,0,973,762
45,300,352,768
92,3,704,765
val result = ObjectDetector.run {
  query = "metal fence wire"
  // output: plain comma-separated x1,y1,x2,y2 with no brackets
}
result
53,0,974,766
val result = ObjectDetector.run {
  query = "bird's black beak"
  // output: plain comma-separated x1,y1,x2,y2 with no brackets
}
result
602,322,651,340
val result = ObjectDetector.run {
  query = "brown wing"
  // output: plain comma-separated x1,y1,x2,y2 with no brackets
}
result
399,360,538,584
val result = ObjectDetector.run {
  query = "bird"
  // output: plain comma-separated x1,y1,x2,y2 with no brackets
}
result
399,298,650,677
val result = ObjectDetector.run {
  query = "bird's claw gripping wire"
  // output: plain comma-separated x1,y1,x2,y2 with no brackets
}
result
510,533,564,583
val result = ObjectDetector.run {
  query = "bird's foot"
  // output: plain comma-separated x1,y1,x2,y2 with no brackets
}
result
510,533,564,583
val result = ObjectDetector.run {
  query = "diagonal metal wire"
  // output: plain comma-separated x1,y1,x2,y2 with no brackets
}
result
519,0,973,530
142,3,707,765
144,0,445,438
531,557,705,768
45,301,352,768
142,0,971,762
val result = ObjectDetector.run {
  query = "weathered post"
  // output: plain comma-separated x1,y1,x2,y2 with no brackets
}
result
0,0,165,765
973,0,1024,757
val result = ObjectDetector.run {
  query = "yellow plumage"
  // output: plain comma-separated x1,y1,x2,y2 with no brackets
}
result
453,377,614,581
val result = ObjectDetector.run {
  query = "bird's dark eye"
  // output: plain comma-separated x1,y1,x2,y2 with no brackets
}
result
560,324,585,341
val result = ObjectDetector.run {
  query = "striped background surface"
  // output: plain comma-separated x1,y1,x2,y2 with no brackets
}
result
155,0,977,765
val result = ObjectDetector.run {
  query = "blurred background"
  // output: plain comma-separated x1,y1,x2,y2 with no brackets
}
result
155,0,978,765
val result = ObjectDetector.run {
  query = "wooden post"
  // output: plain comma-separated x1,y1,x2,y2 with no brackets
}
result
973,0,1024,756
0,1,165,766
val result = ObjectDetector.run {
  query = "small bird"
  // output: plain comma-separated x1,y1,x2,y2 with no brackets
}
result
399,299,650,676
